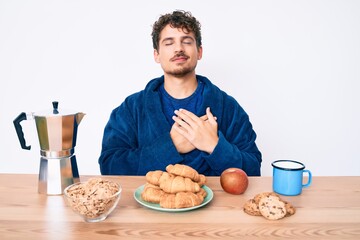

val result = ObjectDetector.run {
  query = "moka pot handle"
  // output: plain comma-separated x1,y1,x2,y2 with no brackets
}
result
13,112,31,150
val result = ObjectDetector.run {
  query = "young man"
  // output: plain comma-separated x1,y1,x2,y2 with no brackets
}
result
99,10,262,176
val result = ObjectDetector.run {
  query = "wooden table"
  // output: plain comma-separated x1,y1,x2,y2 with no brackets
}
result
0,174,359,239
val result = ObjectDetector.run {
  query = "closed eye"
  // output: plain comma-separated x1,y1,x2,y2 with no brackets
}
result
162,38,174,46
182,37,194,45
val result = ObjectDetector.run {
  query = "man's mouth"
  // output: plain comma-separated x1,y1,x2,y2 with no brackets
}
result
171,53,189,62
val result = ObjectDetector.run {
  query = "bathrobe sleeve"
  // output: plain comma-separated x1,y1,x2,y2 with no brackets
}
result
201,81,262,176
98,96,182,175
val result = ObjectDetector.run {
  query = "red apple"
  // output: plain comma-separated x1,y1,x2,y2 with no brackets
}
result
220,168,248,194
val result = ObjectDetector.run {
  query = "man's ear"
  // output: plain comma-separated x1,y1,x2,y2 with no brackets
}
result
197,46,203,60
154,49,160,63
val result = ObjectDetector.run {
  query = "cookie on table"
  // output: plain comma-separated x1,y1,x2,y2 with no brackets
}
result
259,195,287,220
283,200,296,216
254,192,280,204
243,198,262,216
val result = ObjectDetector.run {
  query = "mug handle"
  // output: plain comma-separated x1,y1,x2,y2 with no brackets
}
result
302,170,312,187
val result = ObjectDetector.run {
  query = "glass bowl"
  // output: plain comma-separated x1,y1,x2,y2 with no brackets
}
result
64,178,122,222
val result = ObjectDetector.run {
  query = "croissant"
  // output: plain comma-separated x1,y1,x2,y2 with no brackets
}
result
197,187,207,198
159,174,200,193
159,171,173,184
166,164,200,182
141,183,166,203
145,170,166,186
159,191,204,209
197,174,207,187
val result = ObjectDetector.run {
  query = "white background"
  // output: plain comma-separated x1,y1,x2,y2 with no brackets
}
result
1,0,359,176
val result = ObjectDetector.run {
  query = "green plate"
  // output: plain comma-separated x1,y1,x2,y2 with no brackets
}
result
134,184,213,212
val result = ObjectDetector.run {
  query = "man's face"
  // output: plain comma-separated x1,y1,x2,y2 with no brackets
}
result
154,24,202,77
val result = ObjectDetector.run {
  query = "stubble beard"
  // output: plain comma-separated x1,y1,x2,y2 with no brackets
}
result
165,64,197,78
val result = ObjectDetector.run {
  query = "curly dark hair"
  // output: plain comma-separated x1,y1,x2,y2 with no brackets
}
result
151,10,202,51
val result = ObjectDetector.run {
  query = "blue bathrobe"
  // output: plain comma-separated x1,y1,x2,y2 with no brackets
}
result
99,75,262,176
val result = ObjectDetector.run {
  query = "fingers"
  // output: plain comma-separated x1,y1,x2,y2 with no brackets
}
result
200,114,217,121
172,110,192,132
200,115,208,121
206,107,217,124
174,109,198,123
172,108,219,154
174,108,216,123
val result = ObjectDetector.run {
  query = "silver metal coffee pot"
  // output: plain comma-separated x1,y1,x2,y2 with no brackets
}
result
14,101,85,195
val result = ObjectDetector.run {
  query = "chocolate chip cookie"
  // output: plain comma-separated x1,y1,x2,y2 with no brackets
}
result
259,195,287,220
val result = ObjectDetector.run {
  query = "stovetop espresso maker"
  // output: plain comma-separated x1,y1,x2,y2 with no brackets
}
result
14,101,85,195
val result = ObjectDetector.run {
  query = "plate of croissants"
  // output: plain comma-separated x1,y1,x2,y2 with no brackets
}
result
134,164,213,212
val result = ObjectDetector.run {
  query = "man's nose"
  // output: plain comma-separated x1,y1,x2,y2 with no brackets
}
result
174,41,184,52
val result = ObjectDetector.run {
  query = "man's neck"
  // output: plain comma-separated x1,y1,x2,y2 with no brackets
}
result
163,73,198,99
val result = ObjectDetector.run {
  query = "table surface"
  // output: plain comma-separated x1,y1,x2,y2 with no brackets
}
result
0,174,359,240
